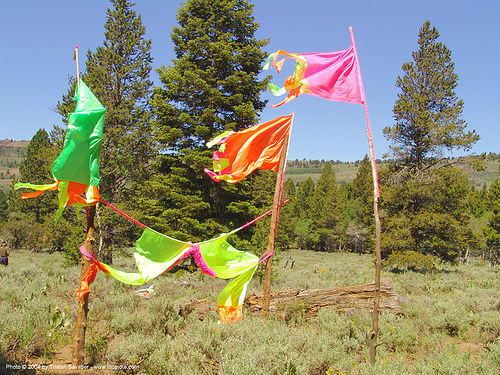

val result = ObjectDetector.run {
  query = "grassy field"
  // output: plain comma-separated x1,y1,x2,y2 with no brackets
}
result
1,249,498,374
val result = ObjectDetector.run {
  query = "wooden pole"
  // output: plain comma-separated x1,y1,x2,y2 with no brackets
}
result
348,27,383,364
369,191,382,364
71,44,93,366
74,45,80,86
262,125,292,318
72,206,95,366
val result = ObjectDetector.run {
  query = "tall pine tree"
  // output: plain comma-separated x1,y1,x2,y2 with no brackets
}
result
381,21,478,260
57,0,153,262
384,20,478,170
143,0,269,242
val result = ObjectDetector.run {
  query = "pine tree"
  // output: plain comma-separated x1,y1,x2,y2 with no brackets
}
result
292,177,317,250
56,0,154,262
18,129,56,222
84,0,153,194
384,20,478,170
352,155,374,228
274,177,297,250
484,179,500,263
381,167,474,261
143,0,269,241
313,163,343,251
0,189,8,224
380,21,480,261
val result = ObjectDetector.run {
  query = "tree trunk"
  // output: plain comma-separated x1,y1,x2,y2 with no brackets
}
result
180,278,403,319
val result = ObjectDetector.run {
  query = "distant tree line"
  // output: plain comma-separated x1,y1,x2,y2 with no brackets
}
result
0,2,498,266
287,159,381,169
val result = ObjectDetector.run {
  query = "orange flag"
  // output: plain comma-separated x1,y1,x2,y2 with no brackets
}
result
204,114,293,183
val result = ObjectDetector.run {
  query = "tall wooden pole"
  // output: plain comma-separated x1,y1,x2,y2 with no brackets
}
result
72,206,95,365
262,122,292,318
364,96,382,363
71,44,94,366
349,27,383,364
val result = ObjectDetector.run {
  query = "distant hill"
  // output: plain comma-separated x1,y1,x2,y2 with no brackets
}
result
0,139,28,192
1,139,498,193
285,155,500,186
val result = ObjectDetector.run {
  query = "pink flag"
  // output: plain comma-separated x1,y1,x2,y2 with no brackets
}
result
264,47,364,107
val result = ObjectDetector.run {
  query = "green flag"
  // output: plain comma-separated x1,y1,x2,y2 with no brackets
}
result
52,79,105,186
16,79,106,220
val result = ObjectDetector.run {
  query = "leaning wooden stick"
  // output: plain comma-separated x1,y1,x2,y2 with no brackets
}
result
261,115,293,318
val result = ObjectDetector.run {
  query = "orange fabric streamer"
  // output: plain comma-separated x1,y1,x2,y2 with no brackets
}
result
75,260,100,300
205,114,294,183
217,305,243,323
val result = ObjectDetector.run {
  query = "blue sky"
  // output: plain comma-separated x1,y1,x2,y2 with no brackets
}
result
0,0,498,161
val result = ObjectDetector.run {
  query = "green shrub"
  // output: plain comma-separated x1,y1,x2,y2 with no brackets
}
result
385,250,441,273
63,228,85,266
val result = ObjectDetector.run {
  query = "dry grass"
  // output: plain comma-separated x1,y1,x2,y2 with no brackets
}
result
0,249,499,374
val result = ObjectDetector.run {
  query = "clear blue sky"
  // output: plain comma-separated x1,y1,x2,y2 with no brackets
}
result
1,0,498,161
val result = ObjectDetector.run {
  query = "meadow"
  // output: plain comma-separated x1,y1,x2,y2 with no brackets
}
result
0,248,498,374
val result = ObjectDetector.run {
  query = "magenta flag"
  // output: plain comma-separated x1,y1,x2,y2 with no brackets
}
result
263,47,364,107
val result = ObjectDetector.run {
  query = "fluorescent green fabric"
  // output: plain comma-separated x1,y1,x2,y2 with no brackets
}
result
216,265,257,308
52,80,105,186
199,233,258,309
14,181,58,191
100,228,189,285
15,79,105,221
95,226,259,319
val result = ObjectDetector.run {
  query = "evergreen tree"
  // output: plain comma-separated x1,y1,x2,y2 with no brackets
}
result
56,0,153,263
84,0,154,194
143,0,269,241
384,20,478,170
380,21,479,261
352,155,374,227
274,177,297,250
484,179,500,263
292,177,315,220
18,129,55,223
0,189,8,224
466,183,488,218
313,163,343,251
381,167,474,261
292,177,317,250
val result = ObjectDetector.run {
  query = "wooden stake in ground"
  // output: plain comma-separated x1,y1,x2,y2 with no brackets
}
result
262,127,292,318
70,44,93,366
72,206,95,366
349,27,383,364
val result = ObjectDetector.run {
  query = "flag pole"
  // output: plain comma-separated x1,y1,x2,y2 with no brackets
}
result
261,113,294,318
349,26,383,365
71,44,94,366
74,45,80,86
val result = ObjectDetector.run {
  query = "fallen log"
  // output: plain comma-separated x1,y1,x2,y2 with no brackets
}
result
179,278,403,319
